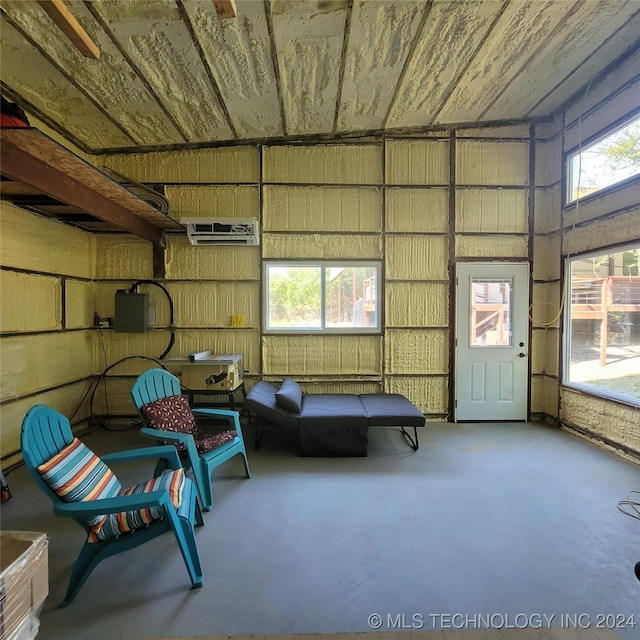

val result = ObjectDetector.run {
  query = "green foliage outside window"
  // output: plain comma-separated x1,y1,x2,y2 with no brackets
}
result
265,262,381,333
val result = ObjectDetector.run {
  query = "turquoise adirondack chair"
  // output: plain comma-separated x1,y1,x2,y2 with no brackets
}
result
131,368,251,511
21,405,204,605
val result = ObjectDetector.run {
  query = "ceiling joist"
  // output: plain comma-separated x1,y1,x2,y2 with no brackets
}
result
38,0,100,60
1,1,636,154
0,128,169,247
213,0,237,21
37,0,100,59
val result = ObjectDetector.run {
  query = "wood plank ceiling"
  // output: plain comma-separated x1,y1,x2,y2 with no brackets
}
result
1,0,639,235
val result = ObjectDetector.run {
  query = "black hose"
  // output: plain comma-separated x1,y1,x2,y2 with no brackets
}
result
89,355,167,431
91,281,176,429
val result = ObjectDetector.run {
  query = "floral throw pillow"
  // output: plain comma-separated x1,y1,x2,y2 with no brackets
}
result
196,430,237,454
141,395,199,436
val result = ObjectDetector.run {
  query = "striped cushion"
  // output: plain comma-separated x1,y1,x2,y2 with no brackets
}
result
89,468,185,542
37,438,121,530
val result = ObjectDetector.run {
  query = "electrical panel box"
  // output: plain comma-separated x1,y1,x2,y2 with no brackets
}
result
114,291,148,333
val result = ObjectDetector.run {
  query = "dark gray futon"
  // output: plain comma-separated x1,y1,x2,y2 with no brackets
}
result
245,378,425,456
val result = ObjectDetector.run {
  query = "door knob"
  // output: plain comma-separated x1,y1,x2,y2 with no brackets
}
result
517,352,526,358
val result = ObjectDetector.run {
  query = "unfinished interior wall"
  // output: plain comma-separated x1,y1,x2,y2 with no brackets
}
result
90,147,261,418
453,128,532,422
262,143,383,397
2,53,637,467
557,49,640,455
96,127,536,422
4,53,634,463
531,115,563,419
0,202,96,467
385,138,450,417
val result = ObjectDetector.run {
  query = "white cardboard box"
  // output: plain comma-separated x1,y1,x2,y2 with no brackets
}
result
0,532,48,640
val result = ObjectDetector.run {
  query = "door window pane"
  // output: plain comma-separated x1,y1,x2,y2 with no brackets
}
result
470,279,512,347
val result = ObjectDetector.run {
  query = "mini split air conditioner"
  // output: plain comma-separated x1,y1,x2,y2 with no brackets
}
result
181,217,259,246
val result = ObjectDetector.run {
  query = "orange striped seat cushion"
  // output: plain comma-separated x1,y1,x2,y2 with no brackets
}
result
38,438,186,543
37,438,121,530
88,468,185,542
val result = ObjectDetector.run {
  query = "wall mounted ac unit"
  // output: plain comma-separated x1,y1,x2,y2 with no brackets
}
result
181,217,259,246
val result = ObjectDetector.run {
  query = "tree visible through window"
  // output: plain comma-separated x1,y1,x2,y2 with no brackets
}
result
264,262,380,333
567,112,640,202
565,244,640,404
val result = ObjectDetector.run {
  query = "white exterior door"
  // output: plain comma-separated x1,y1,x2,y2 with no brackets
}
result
455,262,530,421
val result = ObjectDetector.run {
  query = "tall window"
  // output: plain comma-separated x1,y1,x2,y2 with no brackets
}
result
564,244,640,405
566,111,640,203
264,262,381,333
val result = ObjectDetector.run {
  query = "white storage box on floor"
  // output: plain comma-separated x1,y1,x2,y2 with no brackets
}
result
0,532,48,640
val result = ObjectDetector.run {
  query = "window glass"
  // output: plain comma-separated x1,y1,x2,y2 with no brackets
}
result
565,245,640,404
470,279,512,347
567,113,640,203
265,265,321,330
265,262,381,333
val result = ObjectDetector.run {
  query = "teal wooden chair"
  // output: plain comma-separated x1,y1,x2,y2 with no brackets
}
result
131,368,251,511
21,404,204,606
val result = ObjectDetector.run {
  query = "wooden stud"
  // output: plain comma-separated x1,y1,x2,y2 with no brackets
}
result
153,244,166,279
213,0,237,20
37,0,100,59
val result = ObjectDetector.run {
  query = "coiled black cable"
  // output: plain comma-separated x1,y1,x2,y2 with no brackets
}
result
89,355,167,431
89,281,176,429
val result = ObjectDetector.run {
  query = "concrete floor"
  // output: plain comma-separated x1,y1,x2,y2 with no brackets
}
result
2,420,639,640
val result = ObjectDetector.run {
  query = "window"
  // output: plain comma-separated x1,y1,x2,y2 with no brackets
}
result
564,244,640,405
470,279,512,347
264,262,381,333
566,112,640,203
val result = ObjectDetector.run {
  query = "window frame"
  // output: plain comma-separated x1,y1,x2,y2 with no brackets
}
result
263,260,382,335
564,108,640,206
562,242,640,408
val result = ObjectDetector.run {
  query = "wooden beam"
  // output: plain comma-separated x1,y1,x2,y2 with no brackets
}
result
37,0,100,59
213,0,237,20
153,245,166,279
1,133,166,247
